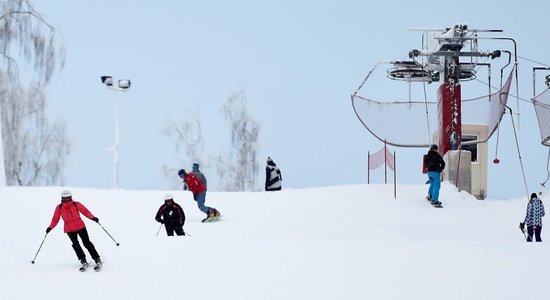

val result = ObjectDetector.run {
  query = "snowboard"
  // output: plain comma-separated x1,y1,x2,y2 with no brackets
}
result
201,215,221,223
426,196,443,208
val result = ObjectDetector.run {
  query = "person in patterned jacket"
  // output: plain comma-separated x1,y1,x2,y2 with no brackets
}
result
522,193,546,242
46,190,101,267
265,157,282,191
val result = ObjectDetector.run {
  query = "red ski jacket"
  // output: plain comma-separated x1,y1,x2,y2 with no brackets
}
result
183,173,206,196
49,200,96,233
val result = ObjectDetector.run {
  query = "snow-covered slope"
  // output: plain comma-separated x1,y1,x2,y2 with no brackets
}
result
1,183,548,299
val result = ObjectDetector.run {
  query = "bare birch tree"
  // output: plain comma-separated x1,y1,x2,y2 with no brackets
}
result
163,90,260,191
0,0,64,84
216,89,260,191
160,106,206,189
0,0,67,185
1,78,70,185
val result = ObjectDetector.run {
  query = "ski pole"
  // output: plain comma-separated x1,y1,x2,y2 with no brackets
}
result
519,222,528,241
31,233,48,264
97,222,120,246
183,230,192,237
155,223,163,237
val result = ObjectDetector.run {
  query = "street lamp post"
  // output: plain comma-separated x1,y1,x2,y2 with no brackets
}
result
101,76,131,189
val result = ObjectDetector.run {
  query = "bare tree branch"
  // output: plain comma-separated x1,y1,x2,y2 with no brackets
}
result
0,1,67,186
216,89,260,191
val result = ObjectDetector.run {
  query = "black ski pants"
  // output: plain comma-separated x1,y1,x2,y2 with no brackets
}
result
165,222,185,236
67,227,100,261
527,225,542,242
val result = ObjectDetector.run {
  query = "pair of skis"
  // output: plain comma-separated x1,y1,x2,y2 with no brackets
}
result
79,262,102,272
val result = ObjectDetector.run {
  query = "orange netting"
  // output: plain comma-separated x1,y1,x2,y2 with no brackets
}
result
368,147,394,171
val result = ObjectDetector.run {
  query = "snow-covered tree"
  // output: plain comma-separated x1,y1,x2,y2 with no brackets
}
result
0,0,66,185
161,106,206,189
0,0,63,84
1,79,70,185
216,89,260,191
163,90,260,191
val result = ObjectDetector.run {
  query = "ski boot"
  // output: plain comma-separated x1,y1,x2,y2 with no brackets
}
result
93,258,102,271
431,200,443,207
79,259,89,272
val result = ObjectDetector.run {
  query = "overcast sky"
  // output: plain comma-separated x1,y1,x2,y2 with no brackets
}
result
33,1,550,198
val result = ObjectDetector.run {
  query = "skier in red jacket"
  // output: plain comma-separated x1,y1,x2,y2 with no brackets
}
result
178,169,219,221
46,190,101,269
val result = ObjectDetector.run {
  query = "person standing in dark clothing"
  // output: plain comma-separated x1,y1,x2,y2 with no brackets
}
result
265,157,282,191
423,144,445,206
46,190,102,269
155,194,186,236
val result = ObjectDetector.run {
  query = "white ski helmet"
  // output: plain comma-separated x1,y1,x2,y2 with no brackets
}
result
61,190,72,198
164,193,173,201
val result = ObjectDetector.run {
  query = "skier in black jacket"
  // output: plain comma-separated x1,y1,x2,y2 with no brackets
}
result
424,144,445,206
155,194,186,236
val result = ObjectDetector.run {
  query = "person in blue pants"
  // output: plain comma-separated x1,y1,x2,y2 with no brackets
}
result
424,144,445,206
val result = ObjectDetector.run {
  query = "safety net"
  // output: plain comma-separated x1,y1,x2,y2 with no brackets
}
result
533,87,550,146
351,65,515,148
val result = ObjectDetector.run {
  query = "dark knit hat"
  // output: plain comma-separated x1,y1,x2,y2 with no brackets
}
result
267,157,273,163
430,144,438,150
531,193,538,199
192,163,199,170
178,169,186,177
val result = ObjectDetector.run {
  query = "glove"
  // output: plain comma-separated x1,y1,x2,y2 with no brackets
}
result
159,219,165,224
46,227,51,233
519,222,525,230
92,217,99,223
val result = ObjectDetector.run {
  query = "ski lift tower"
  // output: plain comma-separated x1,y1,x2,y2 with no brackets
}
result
352,24,516,198
404,25,507,198
351,24,519,199
403,24,503,155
